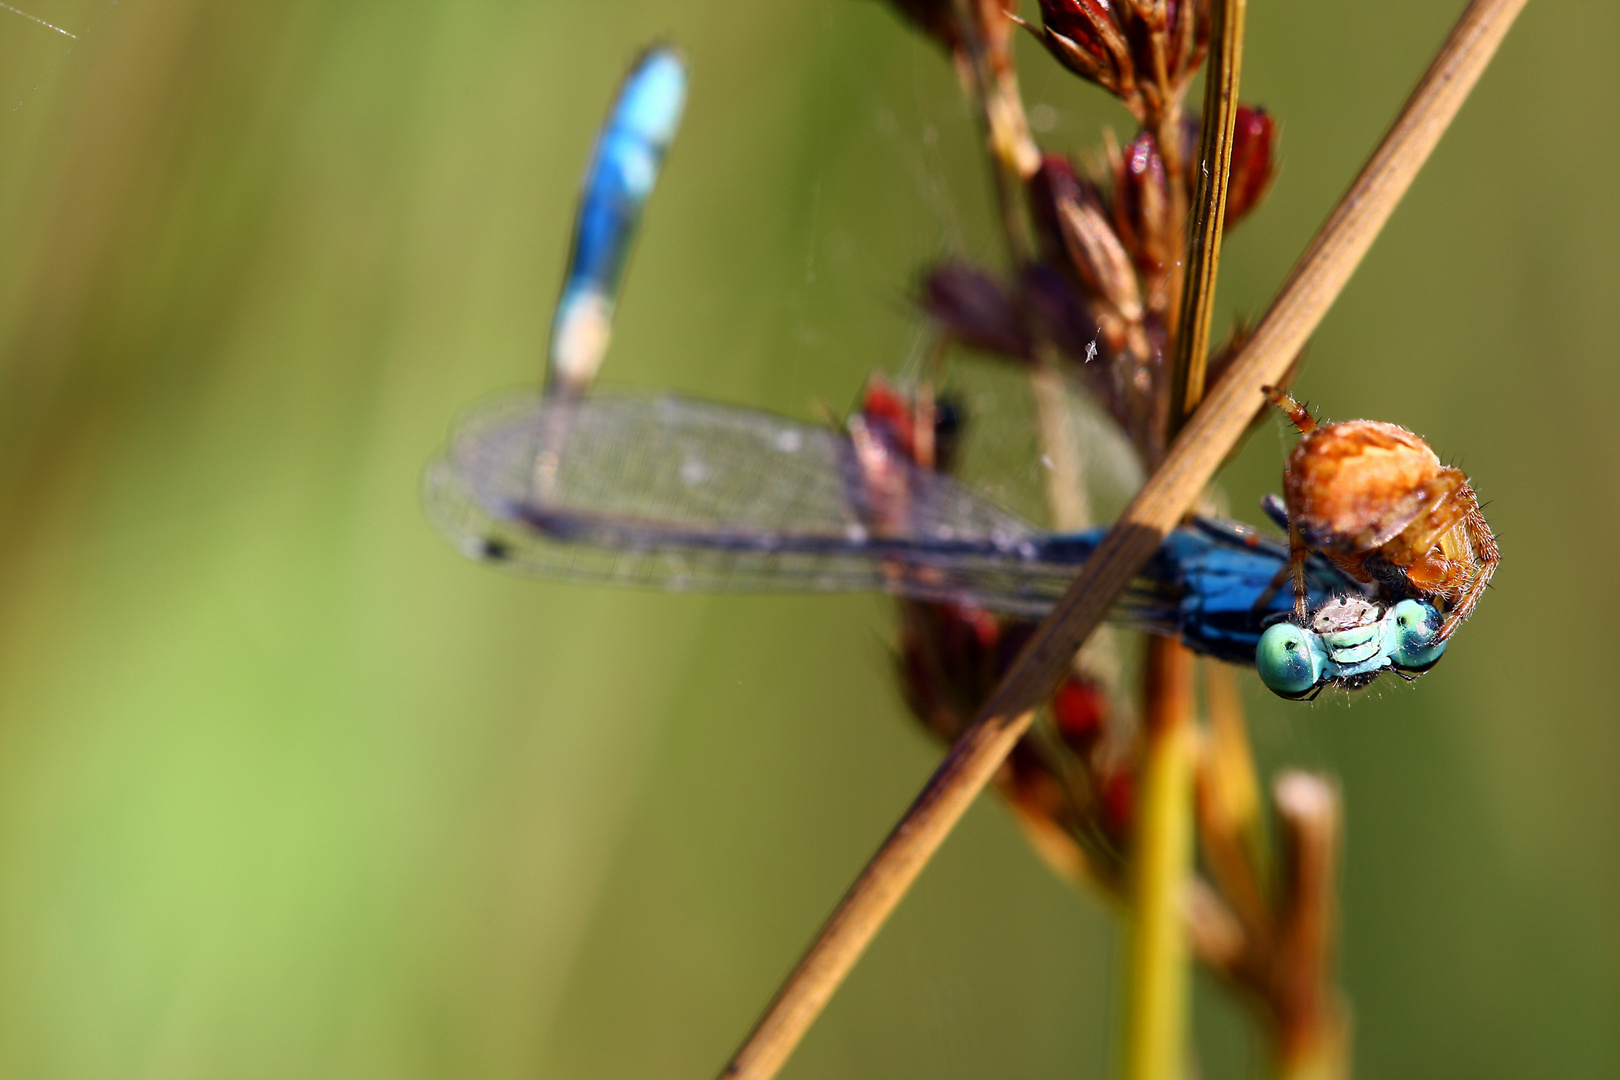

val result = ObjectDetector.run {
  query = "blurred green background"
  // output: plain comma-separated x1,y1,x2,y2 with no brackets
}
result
0,1,1614,1077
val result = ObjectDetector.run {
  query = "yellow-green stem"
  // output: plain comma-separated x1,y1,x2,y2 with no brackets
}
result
1125,639,1196,1080
1127,1,1247,1075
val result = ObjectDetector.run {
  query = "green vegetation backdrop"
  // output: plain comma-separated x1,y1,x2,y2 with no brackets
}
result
0,1,1613,1077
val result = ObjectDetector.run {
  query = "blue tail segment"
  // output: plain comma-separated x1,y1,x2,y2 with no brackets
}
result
548,47,687,397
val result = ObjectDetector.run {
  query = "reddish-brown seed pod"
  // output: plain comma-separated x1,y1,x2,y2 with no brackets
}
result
919,262,1034,362
1225,106,1277,225
1032,156,1145,320
1100,768,1135,843
898,600,1037,741
1052,673,1109,754
1113,130,1171,275
1027,154,1083,269
1021,0,1135,97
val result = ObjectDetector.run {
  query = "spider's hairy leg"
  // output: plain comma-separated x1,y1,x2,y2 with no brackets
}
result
1438,487,1501,640
1287,517,1311,624
1263,385,1317,436
1251,561,1291,613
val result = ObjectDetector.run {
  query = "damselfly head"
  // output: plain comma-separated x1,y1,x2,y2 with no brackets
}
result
1256,596,1448,700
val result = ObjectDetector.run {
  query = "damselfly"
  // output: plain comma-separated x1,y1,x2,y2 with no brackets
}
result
424,389,1446,689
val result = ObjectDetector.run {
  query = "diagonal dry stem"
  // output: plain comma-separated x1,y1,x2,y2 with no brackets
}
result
716,2,1526,1077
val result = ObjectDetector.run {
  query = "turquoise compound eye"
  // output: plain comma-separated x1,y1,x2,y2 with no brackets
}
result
1257,623,1322,699
1389,599,1447,671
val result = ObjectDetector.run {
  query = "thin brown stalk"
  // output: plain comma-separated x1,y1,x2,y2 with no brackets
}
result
951,0,1039,264
715,2,1525,1076
1149,108,1189,342
1272,773,1348,1080
1168,0,1248,436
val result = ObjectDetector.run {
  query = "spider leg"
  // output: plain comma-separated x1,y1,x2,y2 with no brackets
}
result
1369,468,1468,550
1437,488,1500,640
1376,470,1490,640
1287,517,1311,624
1263,386,1317,436
1252,562,1292,612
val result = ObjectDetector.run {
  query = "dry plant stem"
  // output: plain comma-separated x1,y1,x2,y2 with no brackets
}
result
1273,773,1348,1080
1168,0,1248,437
1149,108,1189,341
715,3,1524,1076
951,0,1040,263
1124,638,1196,1080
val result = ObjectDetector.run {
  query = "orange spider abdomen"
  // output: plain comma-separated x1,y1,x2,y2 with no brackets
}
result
1283,420,1442,551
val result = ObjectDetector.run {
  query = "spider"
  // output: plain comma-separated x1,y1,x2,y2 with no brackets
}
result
1263,387,1499,642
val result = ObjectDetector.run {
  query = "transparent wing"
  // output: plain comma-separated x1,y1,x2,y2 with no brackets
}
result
423,391,1103,616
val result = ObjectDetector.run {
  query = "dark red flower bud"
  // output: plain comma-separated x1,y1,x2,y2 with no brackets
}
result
1177,104,1275,228
1016,0,1135,99
897,601,1037,741
1030,156,1143,321
856,379,964,473
1052,673,1109,754
919,262,1034,361
1100,768,1135,842
1224,106,1276,225
1112,129,1170,275
1026,154,1081,268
